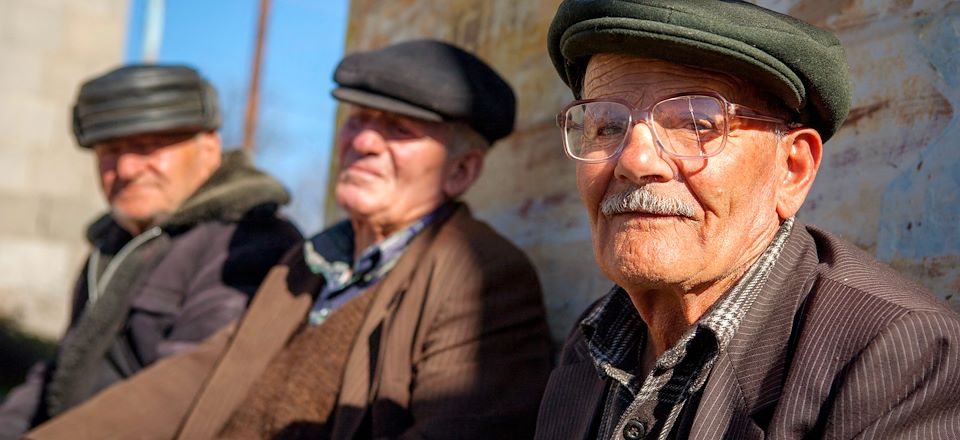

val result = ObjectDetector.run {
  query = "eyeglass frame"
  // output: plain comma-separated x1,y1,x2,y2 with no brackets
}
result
556,92,798,163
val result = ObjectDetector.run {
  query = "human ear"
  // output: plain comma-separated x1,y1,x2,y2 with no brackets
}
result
198,131,223,169
775,127,822,219
442,149,485,198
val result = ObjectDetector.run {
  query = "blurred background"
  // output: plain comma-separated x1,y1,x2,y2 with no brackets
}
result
1,0,958,396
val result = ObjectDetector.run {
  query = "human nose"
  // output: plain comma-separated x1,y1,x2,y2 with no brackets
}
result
613,121,677,183
342,123,386,156
115,151,149,180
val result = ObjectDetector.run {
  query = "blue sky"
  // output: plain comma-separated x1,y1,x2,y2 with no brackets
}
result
125,0,350,233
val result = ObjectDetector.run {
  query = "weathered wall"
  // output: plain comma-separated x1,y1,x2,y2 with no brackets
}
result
0,0,127,338
336,0,959,340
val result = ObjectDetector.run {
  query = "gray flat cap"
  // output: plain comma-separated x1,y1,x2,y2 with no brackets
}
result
332,39,516,144
72,64,221,148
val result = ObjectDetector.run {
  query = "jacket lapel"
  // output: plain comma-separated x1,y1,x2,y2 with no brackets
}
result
175,246,321,439
330,205,461,440
534,360,608,440
691,224,818,436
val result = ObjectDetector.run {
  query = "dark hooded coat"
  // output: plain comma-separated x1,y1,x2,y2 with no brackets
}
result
0,151,301,439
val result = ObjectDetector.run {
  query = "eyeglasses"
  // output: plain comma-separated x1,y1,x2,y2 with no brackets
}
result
557,93,793,162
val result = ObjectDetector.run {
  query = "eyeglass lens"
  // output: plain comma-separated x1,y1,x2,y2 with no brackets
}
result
563,95,728,160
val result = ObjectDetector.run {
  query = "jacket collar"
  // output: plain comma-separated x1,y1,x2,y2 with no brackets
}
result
330,202,463,439
690,223,819,434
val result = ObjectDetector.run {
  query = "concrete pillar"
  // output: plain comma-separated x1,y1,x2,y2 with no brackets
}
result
0,0,127,338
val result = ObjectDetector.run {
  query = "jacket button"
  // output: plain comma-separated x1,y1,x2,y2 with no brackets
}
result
622,419,647,439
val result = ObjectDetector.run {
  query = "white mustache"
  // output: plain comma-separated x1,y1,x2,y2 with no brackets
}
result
600,186,696,218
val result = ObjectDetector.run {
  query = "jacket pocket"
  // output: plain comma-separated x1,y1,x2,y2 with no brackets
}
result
125,285,184,365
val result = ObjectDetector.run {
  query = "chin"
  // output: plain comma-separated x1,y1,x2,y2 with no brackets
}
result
336,190,386,216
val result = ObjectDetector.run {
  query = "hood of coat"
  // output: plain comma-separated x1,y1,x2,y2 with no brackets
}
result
86,150,290,245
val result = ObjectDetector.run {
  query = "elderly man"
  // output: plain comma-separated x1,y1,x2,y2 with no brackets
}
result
26,40,553,440
0,65,302,439
536,1,960,439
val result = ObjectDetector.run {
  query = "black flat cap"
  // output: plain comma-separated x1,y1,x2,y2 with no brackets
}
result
73,64,221,148
548,0,852,141
332,39,516,144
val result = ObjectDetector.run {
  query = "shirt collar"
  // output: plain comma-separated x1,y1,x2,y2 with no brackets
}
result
303,202,454,292
580,218,796,386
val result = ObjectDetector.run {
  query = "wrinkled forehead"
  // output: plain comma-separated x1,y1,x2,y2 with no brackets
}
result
582,53,771,111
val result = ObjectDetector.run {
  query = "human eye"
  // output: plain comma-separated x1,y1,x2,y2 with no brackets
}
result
392,123,415,137
343,115,364,131
583,113,625,139
686,115,718,131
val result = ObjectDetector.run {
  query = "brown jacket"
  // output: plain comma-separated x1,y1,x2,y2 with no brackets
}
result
29,204,554,439
535,224,960,439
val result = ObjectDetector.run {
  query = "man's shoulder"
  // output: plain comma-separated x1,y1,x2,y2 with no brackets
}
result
174,210,300,251
431,204,533,264
789,224,960,359
802,224,953,316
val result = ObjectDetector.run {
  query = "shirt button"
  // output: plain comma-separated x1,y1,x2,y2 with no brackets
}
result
622,419,647,440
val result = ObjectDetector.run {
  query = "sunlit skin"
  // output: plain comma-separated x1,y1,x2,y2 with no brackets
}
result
577,54,822,354
95,131,222,236
334,105,484,257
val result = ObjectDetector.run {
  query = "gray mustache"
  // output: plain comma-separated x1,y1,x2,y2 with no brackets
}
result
600,186,696,218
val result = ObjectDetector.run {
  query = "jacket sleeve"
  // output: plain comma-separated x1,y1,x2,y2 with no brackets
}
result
821,310,960,439
23,323,236,440
139,218,301,362
0,362,47,440
395,238,554,440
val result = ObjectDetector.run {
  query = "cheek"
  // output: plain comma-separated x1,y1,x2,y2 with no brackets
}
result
99,167,114,185
575,164,611,211
395,149,443,188
336,136,354,167
97,161,116,190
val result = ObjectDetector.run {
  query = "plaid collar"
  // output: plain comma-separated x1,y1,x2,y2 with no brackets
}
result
582,218,795,439
304,202,453,295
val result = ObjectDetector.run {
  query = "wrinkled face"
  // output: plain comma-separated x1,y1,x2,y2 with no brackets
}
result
334,105,457,230
577,54,785,294
95,131,222,234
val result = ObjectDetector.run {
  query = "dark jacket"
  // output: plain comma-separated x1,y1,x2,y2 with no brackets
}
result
26,203,554,440
535,223,960,439
0,151,302,438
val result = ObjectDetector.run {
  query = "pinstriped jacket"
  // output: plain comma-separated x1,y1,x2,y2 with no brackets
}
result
536,223,960,439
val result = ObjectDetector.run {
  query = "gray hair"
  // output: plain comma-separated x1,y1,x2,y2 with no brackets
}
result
443,121,490,156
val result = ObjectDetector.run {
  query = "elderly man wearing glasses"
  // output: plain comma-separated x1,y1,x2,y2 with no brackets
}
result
537,1,960,439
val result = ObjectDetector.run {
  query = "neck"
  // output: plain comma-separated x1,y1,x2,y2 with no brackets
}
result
627,276,741,356
349,218,396,260
348,201,449,260
115,215,157,237
627,223,783,355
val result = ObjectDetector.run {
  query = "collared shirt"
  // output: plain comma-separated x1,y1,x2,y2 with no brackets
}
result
303,203,452,326
583,218,795,440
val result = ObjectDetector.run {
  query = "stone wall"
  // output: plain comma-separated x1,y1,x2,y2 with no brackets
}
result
334,0,960,342
0,0,127,338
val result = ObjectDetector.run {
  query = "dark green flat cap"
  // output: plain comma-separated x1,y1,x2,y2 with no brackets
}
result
548,0,852,141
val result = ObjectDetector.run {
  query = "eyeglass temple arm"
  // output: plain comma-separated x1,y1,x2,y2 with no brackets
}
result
729,103,800,126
